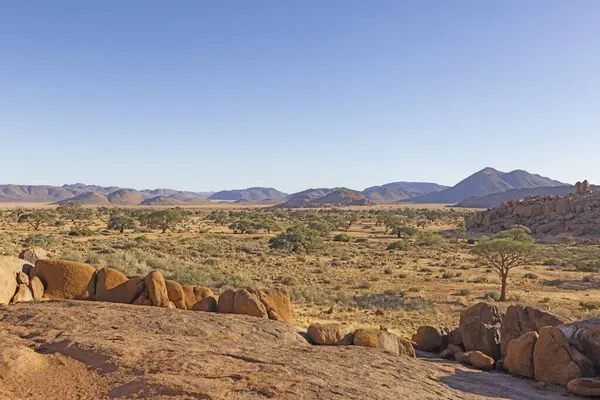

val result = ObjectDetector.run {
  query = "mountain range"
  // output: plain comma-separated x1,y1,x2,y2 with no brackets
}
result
0,168,576,206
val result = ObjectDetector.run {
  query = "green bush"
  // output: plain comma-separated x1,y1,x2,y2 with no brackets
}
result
269,225,323,253
333,233,351,242
386,240,410,251
23,234,56,248
483,291,501,301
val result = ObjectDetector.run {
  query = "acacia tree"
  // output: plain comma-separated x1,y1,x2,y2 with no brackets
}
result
472,226,535,301
18,211,56,231
140,208,189,233
107,213,136,234
56,202,93,229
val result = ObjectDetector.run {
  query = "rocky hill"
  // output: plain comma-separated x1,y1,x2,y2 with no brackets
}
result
458,185,600,208
276,188,372,208
56,192,111,205
467,181,600,236
209,187,288,202
363,182,447,203
404,168,565,204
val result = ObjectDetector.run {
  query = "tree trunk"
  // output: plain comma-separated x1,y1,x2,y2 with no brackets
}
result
500,274,508,301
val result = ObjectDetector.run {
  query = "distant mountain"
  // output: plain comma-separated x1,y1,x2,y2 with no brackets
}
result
209,187,288,202
0,183,212,204
457,184,599,208
141,195,211,206
106,189,147,205
276,188,372,208
362,182,447,203
56,192,110,205
402,168,566,204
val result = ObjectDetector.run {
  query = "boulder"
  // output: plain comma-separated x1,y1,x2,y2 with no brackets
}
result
28,276,44,300
0,257,32,304
132,288,152,306
411,326,443,352
217,289,235,313
183,285,215,309
459,302,502,360
397,337,416,358
307,324,354,345
144,271,170,308
534,326,592,386
16,271,29,286
467,351,495,370
255,287,295,323
165,280,186,309
500,305,567,357
233,289,268,318
504,331,538,378
353,329,400,355
568,378,600,397
18,247,48,265
191,296,218,312
559,319,600,371
11,284,33,303
448,328,462,347
32,259,95,300
95,268,129,301
96,277,145,304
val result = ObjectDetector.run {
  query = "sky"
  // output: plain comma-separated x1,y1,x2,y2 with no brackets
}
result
1,1,600,193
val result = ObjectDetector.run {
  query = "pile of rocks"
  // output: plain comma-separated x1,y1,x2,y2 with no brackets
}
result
411,302,600,397
467,181,600,236
0,248,294,324
306,323,415,357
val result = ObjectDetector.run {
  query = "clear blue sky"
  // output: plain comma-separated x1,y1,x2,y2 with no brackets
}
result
1,1,599,193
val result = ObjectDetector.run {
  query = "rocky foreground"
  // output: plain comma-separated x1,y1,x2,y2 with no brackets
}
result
0,301,577,400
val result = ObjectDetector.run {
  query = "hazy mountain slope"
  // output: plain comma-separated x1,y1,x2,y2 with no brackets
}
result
209,187,288,201
276,188,371,208
55,192,111,205
61,183,121,195
403,168,566,204
0,185,78,202
363,182,447,203
106,189,146,205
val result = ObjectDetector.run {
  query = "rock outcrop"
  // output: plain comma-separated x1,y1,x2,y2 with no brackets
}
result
353,328,400,355
460,302,502,360
18,247,48,265
31,259,95,300
0,257,32,304
308,324,354,345
467,183,600,236
504,331,538,378
500,305,567,357
412,326,444,352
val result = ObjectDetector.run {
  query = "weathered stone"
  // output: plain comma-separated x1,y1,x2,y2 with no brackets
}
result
11,284,33,303
500,305,567,357
504,331,538,378
16,271,29,286
0,257,32,305
217,289,235,313
144,271,170,308
353,329,399,355
132,288,152,306
255,287,295,323
397,337,416,358
411,326,443,352
95,267,129,301
307,324,353,345
460,302,502,360
18,247,48,265
32,259,96,300
534,326,591,386
191,296,218,312
467,351,495,370
448,328,462,347
560,319,600,371
233,289,268,318
165,280,186,309
28,276,44,300
97,277,145,304
568,378,600,397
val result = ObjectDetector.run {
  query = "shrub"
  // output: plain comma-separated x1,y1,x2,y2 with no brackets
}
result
333,233,351,242
580,301,600,311
483,291,501,301
383,267,393,275
458,288,470,296
418,232,443,247
23,234,56,248
522,272,539,279
386,240,410,251
268,225,323,253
